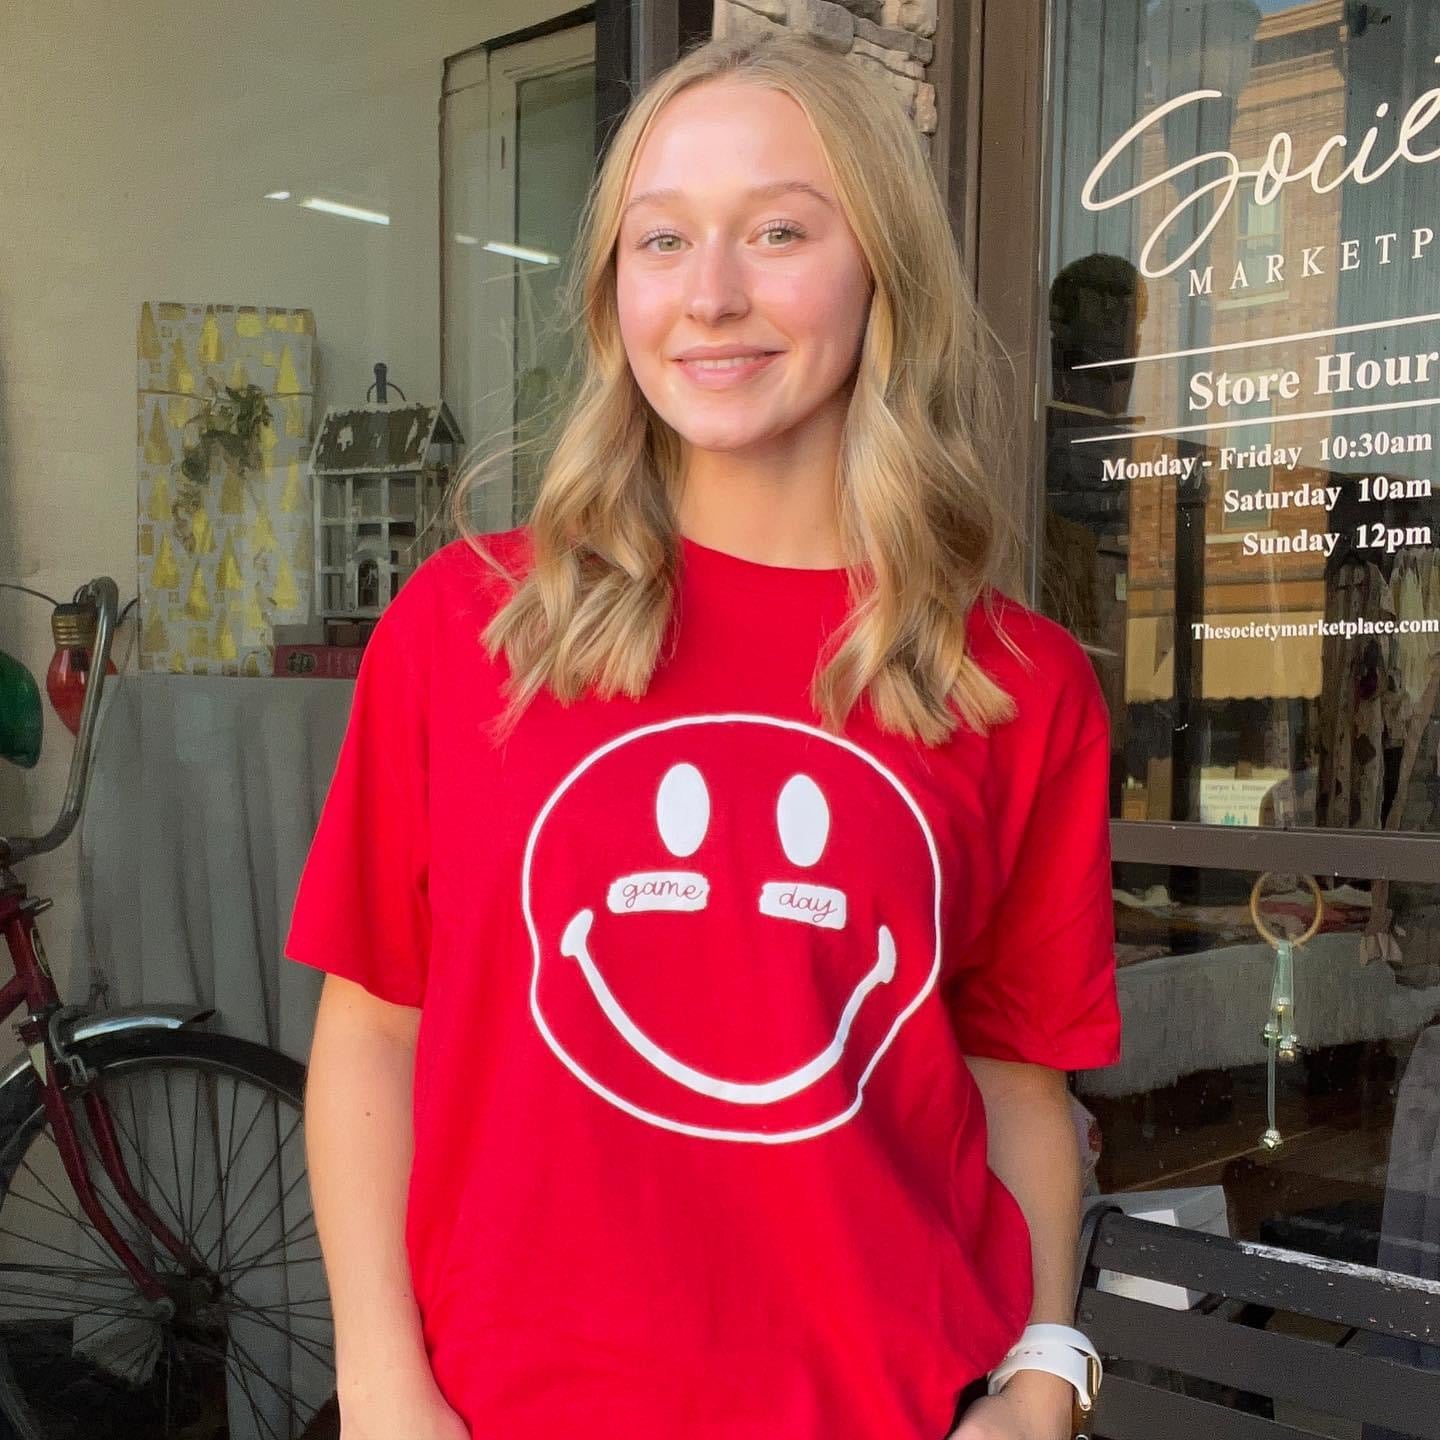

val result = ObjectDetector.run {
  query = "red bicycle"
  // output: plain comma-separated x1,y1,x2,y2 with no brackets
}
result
0,579,336,1440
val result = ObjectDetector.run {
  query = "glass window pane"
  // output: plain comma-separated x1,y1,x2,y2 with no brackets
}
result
442,30,594,533
1043,1,1440,835
1084,867,1440,1278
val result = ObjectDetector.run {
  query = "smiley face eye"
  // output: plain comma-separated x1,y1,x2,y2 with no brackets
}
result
776,773,829,867
656,762,710,858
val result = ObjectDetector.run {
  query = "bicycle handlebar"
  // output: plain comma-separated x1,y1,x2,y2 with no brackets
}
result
1,576,120,869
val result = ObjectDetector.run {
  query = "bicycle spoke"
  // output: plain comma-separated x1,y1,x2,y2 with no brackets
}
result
90,1082,188,1249
0,1221,133,1275
185,1077,275,1244
7,1167,102,1233
0,1267,133,1301
228,1326,304,1440
195,1088,283,1256
226,1252,324,1289
57,1302,149,1350
223,1220,321,1282
0,1289,143,1321
230,1354,325,1440
224,1296,331,1324
228,1284,326,1327
224,1299,335,1367
0,1296,142,1316
203,1106,303,1267
107,1074,193,1250
212,1338,288,1440
231,1228,323,1266
187,1067,207,1247
162,1067,187,1236
220,1148,309,1269
0,1262,135,1287
103,1083,198,1250
14,1143,125,1270
182,1064,229,1248
214,1067,241,1252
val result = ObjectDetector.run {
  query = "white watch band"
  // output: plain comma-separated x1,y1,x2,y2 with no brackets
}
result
986,1324,1103,1412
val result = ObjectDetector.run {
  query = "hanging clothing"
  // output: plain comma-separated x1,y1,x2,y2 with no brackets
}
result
1318,559,1393,830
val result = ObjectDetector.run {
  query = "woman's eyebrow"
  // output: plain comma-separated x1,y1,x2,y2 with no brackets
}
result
621,179,835,221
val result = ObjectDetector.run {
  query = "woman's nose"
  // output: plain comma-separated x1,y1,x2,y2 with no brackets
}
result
683,241,750,325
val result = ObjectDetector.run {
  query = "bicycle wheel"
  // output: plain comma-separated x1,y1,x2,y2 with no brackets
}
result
0,1027,336,1440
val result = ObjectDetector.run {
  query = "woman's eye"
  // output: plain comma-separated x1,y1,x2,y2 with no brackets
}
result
761,223,804,246
636,223,805,253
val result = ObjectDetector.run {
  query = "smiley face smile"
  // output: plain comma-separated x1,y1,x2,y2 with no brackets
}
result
560,907,896,1104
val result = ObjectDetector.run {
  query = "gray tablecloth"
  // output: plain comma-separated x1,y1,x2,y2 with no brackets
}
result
80,671,353,1062
65,672,354,1437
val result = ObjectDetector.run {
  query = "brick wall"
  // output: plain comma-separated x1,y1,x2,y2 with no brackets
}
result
711,0,939,149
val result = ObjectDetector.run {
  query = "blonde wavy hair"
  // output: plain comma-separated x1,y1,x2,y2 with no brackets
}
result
456,28,1021,747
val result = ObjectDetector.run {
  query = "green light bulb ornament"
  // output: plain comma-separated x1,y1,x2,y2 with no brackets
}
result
0,647,43,768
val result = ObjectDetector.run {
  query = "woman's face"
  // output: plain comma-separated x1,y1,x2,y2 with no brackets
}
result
614,80,873,457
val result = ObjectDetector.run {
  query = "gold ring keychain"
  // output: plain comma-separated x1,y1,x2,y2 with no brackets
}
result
1250,872,1325,949
1250,872,1324,1151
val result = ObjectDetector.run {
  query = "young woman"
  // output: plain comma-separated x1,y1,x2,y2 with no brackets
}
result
289,29,1120,1440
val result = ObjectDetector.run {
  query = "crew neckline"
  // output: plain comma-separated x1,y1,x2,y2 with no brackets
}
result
679,533,852,594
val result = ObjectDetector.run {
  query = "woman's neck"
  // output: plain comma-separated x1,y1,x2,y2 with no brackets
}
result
675,419,847,570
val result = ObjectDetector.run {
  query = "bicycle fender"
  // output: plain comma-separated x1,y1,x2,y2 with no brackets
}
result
0,1004,216,1093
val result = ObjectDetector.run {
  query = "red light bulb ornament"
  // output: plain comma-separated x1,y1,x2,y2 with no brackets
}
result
46,601,116,735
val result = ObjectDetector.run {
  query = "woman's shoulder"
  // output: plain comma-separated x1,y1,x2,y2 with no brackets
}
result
416,525,535,597
381,526,534,637
965,586,1109,753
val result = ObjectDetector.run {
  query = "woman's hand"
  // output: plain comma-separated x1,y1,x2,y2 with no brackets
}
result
948,1370,1075,1440
340,1375,472,1440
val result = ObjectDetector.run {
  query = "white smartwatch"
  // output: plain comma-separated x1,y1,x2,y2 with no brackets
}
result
987,1323,1103,1436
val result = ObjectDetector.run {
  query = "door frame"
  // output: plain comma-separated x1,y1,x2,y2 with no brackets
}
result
597,0,712,157
950,0,1052,607
441,18,596,531
439,0,708,417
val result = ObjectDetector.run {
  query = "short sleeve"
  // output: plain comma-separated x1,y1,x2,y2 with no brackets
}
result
284,588,432,1008
946,661,1122,1071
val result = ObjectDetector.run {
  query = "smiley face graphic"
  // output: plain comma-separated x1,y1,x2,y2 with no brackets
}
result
521,714,942,1143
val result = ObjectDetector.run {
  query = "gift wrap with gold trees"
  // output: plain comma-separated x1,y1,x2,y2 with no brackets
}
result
137,302,316,675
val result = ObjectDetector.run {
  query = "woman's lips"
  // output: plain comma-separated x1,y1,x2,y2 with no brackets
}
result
674,351,782,388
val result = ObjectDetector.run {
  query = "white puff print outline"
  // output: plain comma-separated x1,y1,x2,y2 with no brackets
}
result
521,713,944,1144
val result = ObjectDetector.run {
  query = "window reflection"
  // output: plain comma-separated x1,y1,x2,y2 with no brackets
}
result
1044,0,1440,833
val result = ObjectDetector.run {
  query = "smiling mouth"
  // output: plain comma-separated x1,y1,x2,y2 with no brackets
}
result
558,909,896,1105
673,352,782,385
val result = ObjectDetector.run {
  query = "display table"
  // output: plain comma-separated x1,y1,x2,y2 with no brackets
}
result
80,671,354,1063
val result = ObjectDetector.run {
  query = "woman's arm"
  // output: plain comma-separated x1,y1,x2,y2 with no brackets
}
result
306,973,469,1440
950,1056,1084,1440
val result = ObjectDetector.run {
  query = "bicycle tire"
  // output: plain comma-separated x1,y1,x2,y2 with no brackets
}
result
0,1027,336,1440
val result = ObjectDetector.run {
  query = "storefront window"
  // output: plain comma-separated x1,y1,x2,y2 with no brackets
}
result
1043,0,1440,835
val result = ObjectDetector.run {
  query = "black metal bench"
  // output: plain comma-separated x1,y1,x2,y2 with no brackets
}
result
1074,1207,1440,1440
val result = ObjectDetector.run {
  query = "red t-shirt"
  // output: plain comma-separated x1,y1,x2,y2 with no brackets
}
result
286,526,1121,1440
